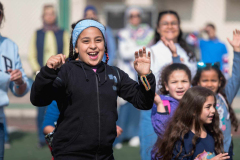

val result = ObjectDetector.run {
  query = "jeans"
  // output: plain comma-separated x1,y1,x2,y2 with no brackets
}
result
139,110,157,160
0,123,4,160
114,102,140,145
228,140,233,160
37,106,47,145
3,114,9,143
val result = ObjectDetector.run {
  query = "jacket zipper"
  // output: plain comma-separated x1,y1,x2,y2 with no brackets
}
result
95,74,100,160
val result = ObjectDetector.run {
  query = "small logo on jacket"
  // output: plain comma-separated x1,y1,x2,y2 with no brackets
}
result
108,74,118,91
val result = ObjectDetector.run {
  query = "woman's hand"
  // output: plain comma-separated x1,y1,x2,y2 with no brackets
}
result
161,37,177,57
154,93,166,113
8,69,23,84
227,29,240,52
46,54,66,70
210,153,230,160
116,125,123,137
134,47,151,76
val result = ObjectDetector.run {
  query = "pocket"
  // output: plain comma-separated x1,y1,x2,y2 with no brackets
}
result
63,116,84,148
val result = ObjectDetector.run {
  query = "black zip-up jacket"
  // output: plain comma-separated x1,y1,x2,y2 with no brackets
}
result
30,61,155,160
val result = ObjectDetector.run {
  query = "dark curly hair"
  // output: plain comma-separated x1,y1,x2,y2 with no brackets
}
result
159,63,191,95
154,86,224,160
192,64,239,132
154,10,196,62
68,18,109,63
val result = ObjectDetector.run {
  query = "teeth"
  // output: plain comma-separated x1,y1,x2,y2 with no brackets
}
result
89,52,97,55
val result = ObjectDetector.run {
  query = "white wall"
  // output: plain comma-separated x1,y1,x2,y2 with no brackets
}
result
0,0,58,76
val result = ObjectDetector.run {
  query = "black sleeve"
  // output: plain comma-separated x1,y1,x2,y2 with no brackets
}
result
117,68,156,110
30,65,66,107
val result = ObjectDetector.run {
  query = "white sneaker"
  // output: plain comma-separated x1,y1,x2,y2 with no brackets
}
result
114,143,123,149
128,136,140,147
4,142,11,149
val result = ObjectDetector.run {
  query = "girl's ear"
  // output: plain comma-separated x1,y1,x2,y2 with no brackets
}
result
164,82,169,91
75,46,78,53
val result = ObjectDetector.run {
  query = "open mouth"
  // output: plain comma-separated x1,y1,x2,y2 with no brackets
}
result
87,52,99,60
176,90,185,95
208,115,214,119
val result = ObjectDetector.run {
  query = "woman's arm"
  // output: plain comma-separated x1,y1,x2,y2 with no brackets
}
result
9,44,30,96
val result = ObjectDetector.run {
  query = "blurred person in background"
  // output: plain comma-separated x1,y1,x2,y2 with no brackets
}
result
28,4,69,148
0,1,30,159
140,10,197,160
186,23,229,78
115,6,154,149
83,5,116,66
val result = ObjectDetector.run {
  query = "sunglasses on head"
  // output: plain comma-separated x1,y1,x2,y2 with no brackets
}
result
197,62,220,69
129,14,140,19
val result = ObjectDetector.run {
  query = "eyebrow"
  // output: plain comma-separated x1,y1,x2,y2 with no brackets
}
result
81,36,103,40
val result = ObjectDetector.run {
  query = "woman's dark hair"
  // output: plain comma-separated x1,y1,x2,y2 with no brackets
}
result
68,18,109,63
154,10,195,62
159,63,191,95
154,86,224,160
192,64,239,132
0,2,5,26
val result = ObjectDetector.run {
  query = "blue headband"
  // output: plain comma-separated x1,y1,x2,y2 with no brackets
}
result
72,19,106,48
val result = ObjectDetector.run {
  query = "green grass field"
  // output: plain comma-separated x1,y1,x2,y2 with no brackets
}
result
3,132,240,160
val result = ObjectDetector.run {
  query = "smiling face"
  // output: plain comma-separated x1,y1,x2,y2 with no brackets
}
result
200,95,216,124
198,69,220,94
75,27,105,66
165,70,191,100
157,14,180,43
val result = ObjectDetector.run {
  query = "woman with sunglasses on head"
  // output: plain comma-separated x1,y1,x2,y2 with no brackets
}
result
139,10,197,160
191,30,240,160
0,2,30,160
115,6,154,148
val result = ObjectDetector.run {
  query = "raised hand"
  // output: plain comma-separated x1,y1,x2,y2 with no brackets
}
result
134,47,151,76
161,37,177,57
154,93,166,113
227,29,240,52
210,153,230,160
46,54,66,70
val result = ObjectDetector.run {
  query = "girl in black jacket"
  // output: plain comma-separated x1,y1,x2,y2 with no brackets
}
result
30,19,155,160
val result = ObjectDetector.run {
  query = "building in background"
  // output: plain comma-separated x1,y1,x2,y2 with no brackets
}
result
1,0,240,76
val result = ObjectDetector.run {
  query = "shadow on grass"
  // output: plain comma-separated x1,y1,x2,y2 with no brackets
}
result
8,131,27,142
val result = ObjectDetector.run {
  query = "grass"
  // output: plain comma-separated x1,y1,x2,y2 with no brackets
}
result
3,132,240,160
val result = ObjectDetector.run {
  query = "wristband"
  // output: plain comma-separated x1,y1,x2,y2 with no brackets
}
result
140,75,151,91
